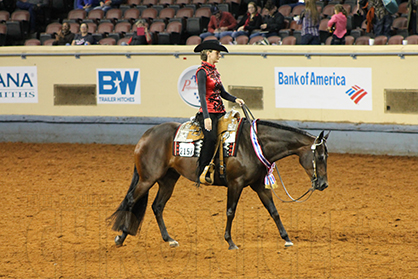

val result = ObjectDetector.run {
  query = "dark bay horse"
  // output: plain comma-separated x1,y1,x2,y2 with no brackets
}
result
109,118,329,250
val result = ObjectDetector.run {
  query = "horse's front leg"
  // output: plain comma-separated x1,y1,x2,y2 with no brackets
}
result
153,170,180,247
224,185,244,250
250,183,293,247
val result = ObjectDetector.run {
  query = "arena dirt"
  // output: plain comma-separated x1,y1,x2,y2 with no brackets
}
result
1,142,417,278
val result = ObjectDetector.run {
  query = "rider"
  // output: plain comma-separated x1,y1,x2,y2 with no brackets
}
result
193,40,245,184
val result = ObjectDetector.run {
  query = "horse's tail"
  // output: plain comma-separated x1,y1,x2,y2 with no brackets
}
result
108,166,149,236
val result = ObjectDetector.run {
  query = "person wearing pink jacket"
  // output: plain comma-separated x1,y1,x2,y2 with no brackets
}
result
327,4,348,45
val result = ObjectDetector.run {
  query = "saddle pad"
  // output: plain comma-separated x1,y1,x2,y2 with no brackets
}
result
173,114,243,158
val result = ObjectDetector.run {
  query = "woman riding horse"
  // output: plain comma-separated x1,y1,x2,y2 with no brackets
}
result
194,40,245,185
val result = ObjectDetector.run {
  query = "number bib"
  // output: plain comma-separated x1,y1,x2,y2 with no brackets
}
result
178,142,195,157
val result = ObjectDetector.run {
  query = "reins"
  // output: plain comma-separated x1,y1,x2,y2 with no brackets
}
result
241,104,315,203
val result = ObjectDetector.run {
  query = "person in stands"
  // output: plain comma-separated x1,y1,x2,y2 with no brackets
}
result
71,23,95,45
327,4,348,45
199,6,237,40
53,22,75,45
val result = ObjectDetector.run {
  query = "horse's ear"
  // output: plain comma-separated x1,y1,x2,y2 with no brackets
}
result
316,131,324,143
324,131,330,140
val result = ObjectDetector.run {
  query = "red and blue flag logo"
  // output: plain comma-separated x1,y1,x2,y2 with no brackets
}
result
345,85,368,104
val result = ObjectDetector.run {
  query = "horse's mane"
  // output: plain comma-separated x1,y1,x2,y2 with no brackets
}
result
256,120,314,138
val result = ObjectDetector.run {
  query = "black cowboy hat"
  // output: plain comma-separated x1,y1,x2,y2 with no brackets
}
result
193,40,229,53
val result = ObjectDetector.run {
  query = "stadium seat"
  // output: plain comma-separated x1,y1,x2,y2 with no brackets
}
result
345,35,355,45
159,7,176,21
281,35,296,45
69,23,80,34
235,34,248,44
127,0,141,6
267,35,281,45
319,18,331,44
98,37,117,45
101,8,123,24
249,35,264,44
0,11,10,23
141,8,159,21
355,35,370,45
291,4,305,17
85,9,104,24
203,35,217,41
0,23,7,46
388,34,403,45
43,38,56,45
117,37,131,45
143,0,158,6
93,22,114,41
65,9,87,24
374,35,388,45
186,17,202,36
24,38,41,45
86,22,97,33
397,2,408,17
123,8,141,24
185,35,201,45
40,22,61,44
391,17,408,37
158,20,182,44
321,4,335,18
278,5,291,18
175,7,194,18
405,35,418,44
6,10,30,40
220,35,233,45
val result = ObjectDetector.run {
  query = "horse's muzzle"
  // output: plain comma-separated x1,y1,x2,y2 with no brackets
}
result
313,180,328,191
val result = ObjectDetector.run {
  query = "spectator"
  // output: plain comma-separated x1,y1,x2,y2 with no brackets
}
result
53,22,75,45
232,2,262,40
128,19,152,45
327,4,348,45
76,0,100,13
369,0,393,37
0,0,16,14
93,0,124,13
16,0,50,33
71,23,95,45
200,6,237,40
257,0,284,38
297,0,320,45
407,0,417,35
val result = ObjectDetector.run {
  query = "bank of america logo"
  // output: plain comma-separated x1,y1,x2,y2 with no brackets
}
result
345,85,368,104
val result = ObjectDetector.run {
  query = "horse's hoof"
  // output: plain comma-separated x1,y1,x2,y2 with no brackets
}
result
169,240,179,247
115,235,124,246
228,244,239,250
285,241,294,247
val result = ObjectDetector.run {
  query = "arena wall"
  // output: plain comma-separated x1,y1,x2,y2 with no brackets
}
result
1,45,418,155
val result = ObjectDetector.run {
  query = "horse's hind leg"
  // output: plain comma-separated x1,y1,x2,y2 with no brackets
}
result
153,169,180,247
250,183,293,247
110,166,155,246
224,184,244,250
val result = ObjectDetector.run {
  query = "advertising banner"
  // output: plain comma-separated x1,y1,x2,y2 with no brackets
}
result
177,65,200,108
275,67,372,110
97,69,141,104
0,66,38,103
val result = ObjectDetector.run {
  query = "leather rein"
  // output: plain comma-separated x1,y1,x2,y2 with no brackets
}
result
242,104,322,203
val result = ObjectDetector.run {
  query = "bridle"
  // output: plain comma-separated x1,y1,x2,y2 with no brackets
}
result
274,134,327,203
242,104,326,203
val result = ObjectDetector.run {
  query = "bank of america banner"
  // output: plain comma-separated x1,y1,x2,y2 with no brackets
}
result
0,66,38,103
275,67,372,110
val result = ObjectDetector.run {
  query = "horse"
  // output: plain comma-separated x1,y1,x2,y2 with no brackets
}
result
109,117,329,250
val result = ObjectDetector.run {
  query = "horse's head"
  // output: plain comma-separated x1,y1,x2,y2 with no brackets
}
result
299,131,330,191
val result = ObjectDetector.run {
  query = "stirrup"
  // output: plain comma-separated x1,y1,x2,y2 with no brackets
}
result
199,164,215,185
